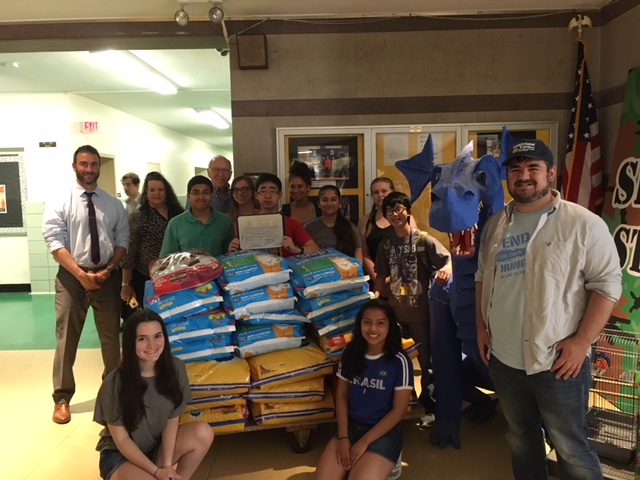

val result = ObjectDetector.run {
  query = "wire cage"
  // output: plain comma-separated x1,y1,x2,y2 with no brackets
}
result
588,328,640,464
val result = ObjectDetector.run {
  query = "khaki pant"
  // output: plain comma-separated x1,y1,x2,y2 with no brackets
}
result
52,266,121,404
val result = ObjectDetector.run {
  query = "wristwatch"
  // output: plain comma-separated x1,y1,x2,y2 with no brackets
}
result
106,263,115,273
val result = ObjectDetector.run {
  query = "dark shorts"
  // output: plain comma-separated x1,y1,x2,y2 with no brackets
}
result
99,445,160,480
341,418,403,464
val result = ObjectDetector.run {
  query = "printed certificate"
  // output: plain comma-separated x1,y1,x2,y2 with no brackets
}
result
237,214,283,250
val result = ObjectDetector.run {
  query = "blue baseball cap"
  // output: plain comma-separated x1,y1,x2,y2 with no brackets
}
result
502,139,554,166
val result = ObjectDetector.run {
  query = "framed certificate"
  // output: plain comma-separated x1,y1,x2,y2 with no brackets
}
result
237,214,283,250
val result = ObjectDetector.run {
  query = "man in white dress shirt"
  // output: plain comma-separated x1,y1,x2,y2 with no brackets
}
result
43,145,129,424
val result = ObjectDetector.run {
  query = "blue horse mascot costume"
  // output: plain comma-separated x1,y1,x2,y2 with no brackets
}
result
396,130,512,448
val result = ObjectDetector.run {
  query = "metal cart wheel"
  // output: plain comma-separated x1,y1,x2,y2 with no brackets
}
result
291,429,311,453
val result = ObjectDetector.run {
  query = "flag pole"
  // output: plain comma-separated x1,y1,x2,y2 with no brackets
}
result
562,17,603,213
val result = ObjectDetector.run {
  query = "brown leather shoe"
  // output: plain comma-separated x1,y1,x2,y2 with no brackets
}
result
53,402,71,424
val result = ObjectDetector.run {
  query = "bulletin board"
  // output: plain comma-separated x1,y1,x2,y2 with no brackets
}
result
0,154,27,233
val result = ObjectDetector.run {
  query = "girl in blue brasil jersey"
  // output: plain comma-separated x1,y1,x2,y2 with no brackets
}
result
315,299,414,480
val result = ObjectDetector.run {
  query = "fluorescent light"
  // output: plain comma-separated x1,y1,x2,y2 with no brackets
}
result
211,108,232,124
90,50,179,95
193,108,230,129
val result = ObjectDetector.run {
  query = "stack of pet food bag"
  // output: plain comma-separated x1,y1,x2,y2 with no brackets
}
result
144,250,234,363
217,250,336,427
144,250,248,432
288,248,420,364
145,248,418,431
287,248,374,361
218,250,304,358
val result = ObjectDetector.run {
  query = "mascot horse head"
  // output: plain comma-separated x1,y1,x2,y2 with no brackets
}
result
430,141,505,241
394,129,511,256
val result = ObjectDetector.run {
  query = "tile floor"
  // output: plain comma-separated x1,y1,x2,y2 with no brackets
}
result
1,293,515,479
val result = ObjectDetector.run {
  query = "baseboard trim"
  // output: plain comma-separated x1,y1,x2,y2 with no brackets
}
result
0,284,31,293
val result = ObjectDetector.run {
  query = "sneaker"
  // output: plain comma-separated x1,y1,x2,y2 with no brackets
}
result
419,413,435,429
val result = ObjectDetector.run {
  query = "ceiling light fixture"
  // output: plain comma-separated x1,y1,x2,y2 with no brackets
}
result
174,5,189,26
209,1,225,23
90,50,180,95
173,1,225,25
193,108,230,129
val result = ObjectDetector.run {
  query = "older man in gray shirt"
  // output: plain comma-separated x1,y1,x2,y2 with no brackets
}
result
43,145,129,424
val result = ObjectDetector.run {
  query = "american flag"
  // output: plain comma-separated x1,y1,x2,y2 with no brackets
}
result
562,39,603,212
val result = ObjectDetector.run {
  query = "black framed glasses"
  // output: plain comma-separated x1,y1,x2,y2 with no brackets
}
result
385,205,407,216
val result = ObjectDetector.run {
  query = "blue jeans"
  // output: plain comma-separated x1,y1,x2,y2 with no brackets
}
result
489,356,602,480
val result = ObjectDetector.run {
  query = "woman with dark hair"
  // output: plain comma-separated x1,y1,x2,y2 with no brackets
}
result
315,299,413,480
120,172,184,311
304,185,363,263
228,175,260,225
281,162,321,225
94,309,213,480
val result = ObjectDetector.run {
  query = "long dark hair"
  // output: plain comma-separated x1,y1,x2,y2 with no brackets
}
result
229,175,259,222
318,185,357,257
117,309,183,434
366,177,395,237
139,171,184,219
340,299,403,380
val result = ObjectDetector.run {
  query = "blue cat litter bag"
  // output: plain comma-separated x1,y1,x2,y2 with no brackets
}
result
170,337,235,363
223,283,295,319
312,306,359,337
217,250,291,294
298,287,374,321
241,308,309,326
167,316,236,343
144,280,223,323
286,248,369,298
183,308,234,328
234,323,306,358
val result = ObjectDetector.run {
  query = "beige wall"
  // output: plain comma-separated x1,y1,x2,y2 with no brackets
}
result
230,6,640,180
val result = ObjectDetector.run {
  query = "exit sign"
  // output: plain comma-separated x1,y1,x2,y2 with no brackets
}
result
81,121,100,134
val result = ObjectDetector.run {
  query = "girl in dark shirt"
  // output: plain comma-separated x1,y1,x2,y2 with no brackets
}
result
281,162,321,224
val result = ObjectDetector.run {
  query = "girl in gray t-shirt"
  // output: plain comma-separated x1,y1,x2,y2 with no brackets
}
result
93,309,213,480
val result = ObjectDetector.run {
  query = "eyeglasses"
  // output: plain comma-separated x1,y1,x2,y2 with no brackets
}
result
232,187,251,195
385,205,407,216
210,168,231,175
189,189,212,197
257,189,280,197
